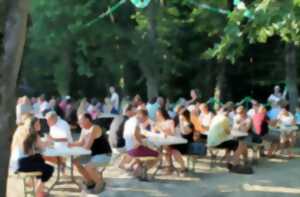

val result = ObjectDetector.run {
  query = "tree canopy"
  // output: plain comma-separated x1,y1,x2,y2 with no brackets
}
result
20,0,300,104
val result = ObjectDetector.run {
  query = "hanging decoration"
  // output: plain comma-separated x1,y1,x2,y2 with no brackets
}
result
130,0,151,9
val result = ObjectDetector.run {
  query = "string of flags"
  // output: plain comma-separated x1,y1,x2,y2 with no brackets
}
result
86,0,254,27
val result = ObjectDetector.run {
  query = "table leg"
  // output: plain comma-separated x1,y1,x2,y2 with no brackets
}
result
48,157,61,193
47,156,81,194
151,148,163,179
70,156,81,189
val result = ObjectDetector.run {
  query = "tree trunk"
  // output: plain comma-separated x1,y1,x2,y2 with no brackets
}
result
285,44,299,113
145,71,159,99
54,49,72,96
214,62,227,101
0,0,29,196
138,1,160,99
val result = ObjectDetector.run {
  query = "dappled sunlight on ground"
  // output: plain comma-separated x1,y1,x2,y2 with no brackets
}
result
7,148,300,197
243,184,300,194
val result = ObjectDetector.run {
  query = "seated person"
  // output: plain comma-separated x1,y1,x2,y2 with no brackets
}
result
137,109,153,132
232,106,252,161
247,100,260,118
46,111,73,143
232,106,251,135
44,111,73,168
122,109,160,180
154,108,186,174
11,116,54,197
189,105,206,140
172,109,207,163
108,104,135,150
277,104,297,158
199,103,214,133
70,113,111,194
253,105,280,157
207,105,253,174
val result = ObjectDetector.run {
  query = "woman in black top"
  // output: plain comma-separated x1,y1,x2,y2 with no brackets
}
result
15,117,54,197
71,113,111,194
172,109,194,154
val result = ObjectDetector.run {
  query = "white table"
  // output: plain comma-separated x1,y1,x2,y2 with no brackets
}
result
97,113,118,119
43,146,91,193
141,130,188,178
141,130,188,147
230,130,249,139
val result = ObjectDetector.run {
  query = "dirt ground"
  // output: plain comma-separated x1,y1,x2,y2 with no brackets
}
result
7,148,300,197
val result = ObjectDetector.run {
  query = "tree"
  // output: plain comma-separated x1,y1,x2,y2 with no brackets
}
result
0,0,29,196
206,0,300,108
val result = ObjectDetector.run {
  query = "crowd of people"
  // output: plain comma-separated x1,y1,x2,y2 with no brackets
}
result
10,85,300,196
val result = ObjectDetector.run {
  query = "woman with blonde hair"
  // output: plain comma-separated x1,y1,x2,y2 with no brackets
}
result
11,116,54,197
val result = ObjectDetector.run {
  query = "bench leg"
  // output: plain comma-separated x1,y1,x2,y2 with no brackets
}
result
23,176,36,197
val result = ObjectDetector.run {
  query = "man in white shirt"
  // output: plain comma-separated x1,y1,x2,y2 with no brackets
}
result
118,115,138,170
110,86,120,113
45,111,73,143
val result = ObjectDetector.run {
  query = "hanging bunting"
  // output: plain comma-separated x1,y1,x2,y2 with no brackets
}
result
130,0,151,9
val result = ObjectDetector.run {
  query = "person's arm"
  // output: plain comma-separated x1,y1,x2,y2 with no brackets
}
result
69,133,85,147
36,136,52,149
243,119,252,133
180,121,193,135
134,126,144,147
82,126,102,150
224,118,231,135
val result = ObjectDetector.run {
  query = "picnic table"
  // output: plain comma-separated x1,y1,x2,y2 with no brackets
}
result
43,145,91,193
141,130,188,147
141,130,188,178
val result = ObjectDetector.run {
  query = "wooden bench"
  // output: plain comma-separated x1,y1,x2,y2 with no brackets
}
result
135,156,158,181
207,148,228,168
248,143,265,164
17,171,42,197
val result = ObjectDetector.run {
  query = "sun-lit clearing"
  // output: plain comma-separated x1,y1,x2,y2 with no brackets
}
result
243,184,300,194
267,158,288,163
108,187,169,197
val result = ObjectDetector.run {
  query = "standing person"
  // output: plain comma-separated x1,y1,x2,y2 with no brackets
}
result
110,86,120,114
11,117,54,197
71,113,111,194
268,85,284,106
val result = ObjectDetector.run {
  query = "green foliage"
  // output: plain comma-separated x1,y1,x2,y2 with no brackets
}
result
206,0,300,63
20,0,300,102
